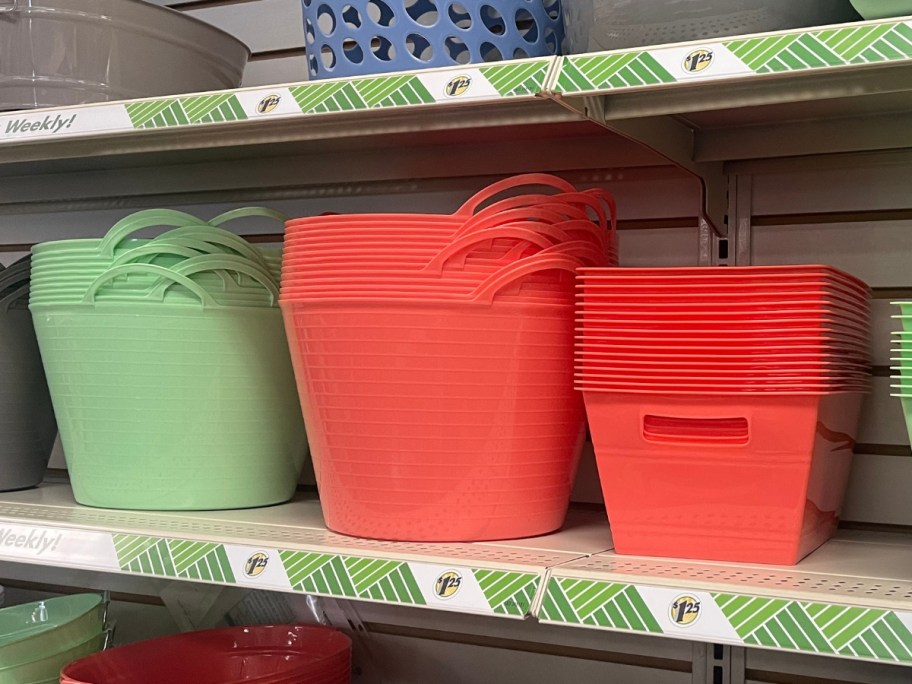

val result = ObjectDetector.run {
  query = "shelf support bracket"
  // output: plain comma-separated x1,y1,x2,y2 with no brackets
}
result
693,643,746,684
160,583,248,632
554,94,727,238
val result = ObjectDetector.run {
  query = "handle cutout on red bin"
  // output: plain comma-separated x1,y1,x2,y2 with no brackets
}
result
643,415,749,445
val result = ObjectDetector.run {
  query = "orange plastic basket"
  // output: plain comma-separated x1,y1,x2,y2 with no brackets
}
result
283,296,584,541
584,390,864,564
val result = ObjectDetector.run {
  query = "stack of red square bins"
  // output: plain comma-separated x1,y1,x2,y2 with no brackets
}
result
576,266,872,565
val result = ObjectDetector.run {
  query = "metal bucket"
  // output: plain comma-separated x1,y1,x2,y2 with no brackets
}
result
0,0,250,111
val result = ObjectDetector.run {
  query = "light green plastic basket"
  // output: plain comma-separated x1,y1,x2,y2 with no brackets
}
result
0,595,105,669
31,209,284,307
32,260,307,510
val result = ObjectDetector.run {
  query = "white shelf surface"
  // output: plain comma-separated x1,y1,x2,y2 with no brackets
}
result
0,483,611,620
0,484,911,666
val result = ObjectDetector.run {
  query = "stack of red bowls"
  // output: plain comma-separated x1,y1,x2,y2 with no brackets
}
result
60,625,351,684
281,174,616,541
575,265,871,565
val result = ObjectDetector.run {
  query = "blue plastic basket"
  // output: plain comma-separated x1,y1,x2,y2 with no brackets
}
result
302,0,565,79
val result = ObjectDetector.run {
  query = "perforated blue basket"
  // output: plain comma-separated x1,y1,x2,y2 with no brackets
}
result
302,0,565,79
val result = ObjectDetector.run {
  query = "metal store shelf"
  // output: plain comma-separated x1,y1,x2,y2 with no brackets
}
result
551,17,912,162
0,484,910,667
540,535,912,667
0,484,611,619
1,17,911,218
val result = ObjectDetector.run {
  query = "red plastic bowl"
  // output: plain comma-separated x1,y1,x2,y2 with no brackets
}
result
60,625,351,684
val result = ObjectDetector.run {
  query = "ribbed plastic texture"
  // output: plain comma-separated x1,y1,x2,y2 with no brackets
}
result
282,173,616,541
30,209,308,511
576,266,872,565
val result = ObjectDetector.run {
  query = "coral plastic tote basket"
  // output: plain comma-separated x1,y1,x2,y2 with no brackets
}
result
302,0,565,79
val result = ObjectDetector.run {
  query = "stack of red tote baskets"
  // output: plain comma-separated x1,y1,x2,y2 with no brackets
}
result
576,266,872,565
281,174,617,541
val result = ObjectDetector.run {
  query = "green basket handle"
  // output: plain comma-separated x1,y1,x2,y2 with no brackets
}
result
161,254,279,304
422,225,559,275
110,240,240,291
470,252,582,305
98,210,209,257
154,226,273,275
83,263,217,308
456,174,578,216
209,206,288,226
111,242,211,266
0,284,29,312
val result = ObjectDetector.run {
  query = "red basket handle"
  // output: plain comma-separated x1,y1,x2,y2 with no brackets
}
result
471,252,583,304
457,205,581,237
643,415,750,446
455,174,578,216
422,224,559,274
458,192,603,234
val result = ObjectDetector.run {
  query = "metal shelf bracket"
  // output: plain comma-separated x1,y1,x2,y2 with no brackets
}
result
549,93,727,238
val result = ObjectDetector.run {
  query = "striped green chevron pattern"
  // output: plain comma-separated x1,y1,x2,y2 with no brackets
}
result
280,551,426,605
290,75,433,114
473,570,538,616
539,578,662,633
126,94,246,129
556,52,675,93
290,82,367,113
715,593,912,663
178,94,247,124
480,61,548,97
726,22,912,73
126,100,187,129
112,534,234,583
355,75,434,107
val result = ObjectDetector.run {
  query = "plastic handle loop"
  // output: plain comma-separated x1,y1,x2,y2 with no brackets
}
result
111,239,243,291
154,226,273,275
110,242,210,267
423,225,558,274
643,415,750,446
164,254,279,304
457,193,591,231
447,218,602,269
99,210,209,256
455,205,582,239
535,239,606,266
456,174,579,216
83,264,217,308
209,206,289,226
0,284,28,312
471,253,582,304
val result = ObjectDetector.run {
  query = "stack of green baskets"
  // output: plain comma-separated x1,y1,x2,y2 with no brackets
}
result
30,208,307,510
0,594,110,684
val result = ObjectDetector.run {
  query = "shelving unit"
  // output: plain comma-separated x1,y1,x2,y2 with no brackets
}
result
3,9,912,683
0,484,909,667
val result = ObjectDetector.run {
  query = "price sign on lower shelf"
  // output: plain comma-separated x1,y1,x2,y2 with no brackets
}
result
31,530,539,619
